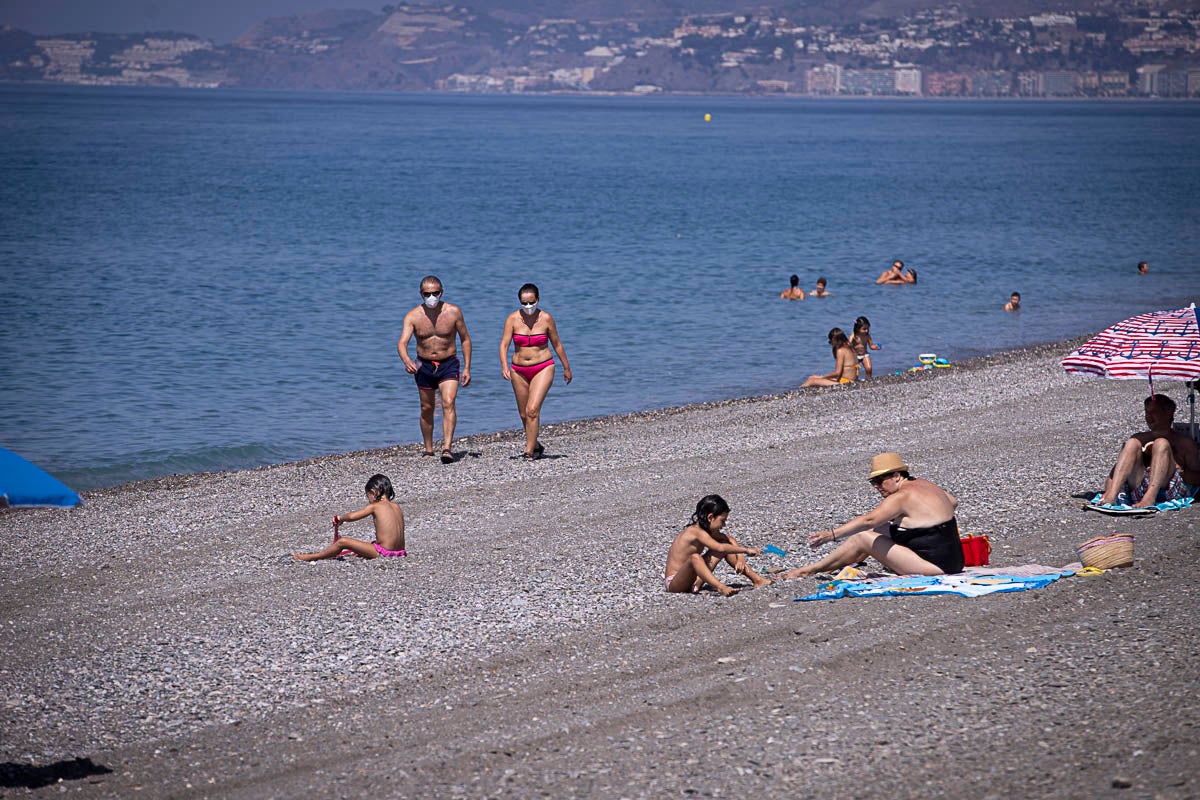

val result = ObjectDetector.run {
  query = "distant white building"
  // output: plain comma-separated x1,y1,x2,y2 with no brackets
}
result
895,68,922,94
1030,14,1076,27
35,38,96,80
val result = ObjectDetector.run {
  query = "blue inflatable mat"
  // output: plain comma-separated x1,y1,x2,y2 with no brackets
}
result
0,447,83,508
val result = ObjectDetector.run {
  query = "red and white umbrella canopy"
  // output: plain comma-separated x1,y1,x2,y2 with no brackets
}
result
1063,306,1200,381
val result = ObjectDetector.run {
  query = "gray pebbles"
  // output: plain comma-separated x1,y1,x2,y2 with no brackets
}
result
1,339,1197,798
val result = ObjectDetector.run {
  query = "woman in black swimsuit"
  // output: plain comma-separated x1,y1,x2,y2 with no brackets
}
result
783,452,963,579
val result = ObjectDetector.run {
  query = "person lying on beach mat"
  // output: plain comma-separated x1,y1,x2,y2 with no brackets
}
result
294,474,407,561
664,495,771,596
1088,394,1200,512
781,452,963,579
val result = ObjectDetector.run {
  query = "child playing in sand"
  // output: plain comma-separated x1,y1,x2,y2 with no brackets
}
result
294,474,406,561
664,495,770,596
850,316,881,379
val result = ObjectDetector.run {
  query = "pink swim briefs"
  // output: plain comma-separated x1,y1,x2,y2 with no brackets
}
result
372,542,407,558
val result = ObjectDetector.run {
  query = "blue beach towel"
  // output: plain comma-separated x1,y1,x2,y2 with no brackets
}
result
0,447,83,508
1087,492,1193,514
796,570,1076,602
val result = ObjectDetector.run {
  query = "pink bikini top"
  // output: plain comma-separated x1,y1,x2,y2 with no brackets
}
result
513,331,549,348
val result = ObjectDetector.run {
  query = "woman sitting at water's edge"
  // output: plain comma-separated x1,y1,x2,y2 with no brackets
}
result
802,328,859,387
783,453,963,579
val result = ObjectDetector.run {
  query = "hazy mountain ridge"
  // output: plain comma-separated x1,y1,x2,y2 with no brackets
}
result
2,0,1197,95
234,9,381,44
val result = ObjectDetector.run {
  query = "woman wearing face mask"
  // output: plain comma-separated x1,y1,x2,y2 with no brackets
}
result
499,283,573,460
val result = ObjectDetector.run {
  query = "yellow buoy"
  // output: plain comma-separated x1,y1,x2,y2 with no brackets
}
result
704,113,712,122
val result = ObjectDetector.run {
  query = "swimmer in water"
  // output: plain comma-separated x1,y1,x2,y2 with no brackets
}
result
879,262,917,285
780,274,806,301
876,260,904,284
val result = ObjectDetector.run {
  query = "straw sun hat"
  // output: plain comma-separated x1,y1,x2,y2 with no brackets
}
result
868,452,909,479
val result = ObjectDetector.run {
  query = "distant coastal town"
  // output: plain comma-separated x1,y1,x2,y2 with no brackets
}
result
2,1,1198,97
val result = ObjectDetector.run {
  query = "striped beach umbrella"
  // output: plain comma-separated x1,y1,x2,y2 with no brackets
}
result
1063,305,1200,382
1063,304,1200,438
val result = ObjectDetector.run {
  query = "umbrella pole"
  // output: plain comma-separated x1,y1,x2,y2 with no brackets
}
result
1191,380,1198,441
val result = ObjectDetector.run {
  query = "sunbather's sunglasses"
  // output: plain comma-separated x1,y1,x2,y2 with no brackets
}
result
869,476,885,487
421,291,443,298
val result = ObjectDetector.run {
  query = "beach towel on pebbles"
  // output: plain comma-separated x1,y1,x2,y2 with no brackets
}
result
1085,493,1194,515
796,569,1077,602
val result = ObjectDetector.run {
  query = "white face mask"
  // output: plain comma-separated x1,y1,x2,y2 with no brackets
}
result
423,293,441,308
521,301,538,313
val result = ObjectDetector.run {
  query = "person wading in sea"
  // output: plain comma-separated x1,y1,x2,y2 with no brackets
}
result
780,274,806,300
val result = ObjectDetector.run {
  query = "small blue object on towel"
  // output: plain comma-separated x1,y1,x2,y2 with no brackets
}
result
795,571,1076,601
763,544,787,557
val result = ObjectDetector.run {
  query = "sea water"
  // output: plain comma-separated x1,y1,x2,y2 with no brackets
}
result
2,86,1198,490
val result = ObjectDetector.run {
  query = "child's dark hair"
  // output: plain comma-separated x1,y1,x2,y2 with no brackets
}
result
816,276,827,286
518,283,540,301
365,474,395,500
828,327,849,355
908,268,918,283
853,316,870,334
789,274,799,287
691,494,730,532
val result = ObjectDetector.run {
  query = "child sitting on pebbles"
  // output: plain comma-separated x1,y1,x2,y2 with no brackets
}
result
294,474,406,561
664,494,770,596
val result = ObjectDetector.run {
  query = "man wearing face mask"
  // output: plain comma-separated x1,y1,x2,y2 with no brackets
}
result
397,275,473,464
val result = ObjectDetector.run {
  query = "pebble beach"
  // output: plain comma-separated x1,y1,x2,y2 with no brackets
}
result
2,337,1198,798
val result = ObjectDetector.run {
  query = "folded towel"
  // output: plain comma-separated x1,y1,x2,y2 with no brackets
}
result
1084,501,1157,516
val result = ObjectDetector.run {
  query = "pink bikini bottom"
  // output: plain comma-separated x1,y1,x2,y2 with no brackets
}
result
373,542,407,558
511,358,554,381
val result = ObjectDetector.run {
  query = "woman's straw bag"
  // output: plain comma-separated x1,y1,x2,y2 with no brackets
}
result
1075,533,1134,569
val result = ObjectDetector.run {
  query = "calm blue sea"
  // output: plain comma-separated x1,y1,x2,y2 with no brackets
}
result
2,86,1199,491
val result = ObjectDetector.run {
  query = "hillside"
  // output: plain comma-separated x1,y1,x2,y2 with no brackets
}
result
2,0,1197,95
